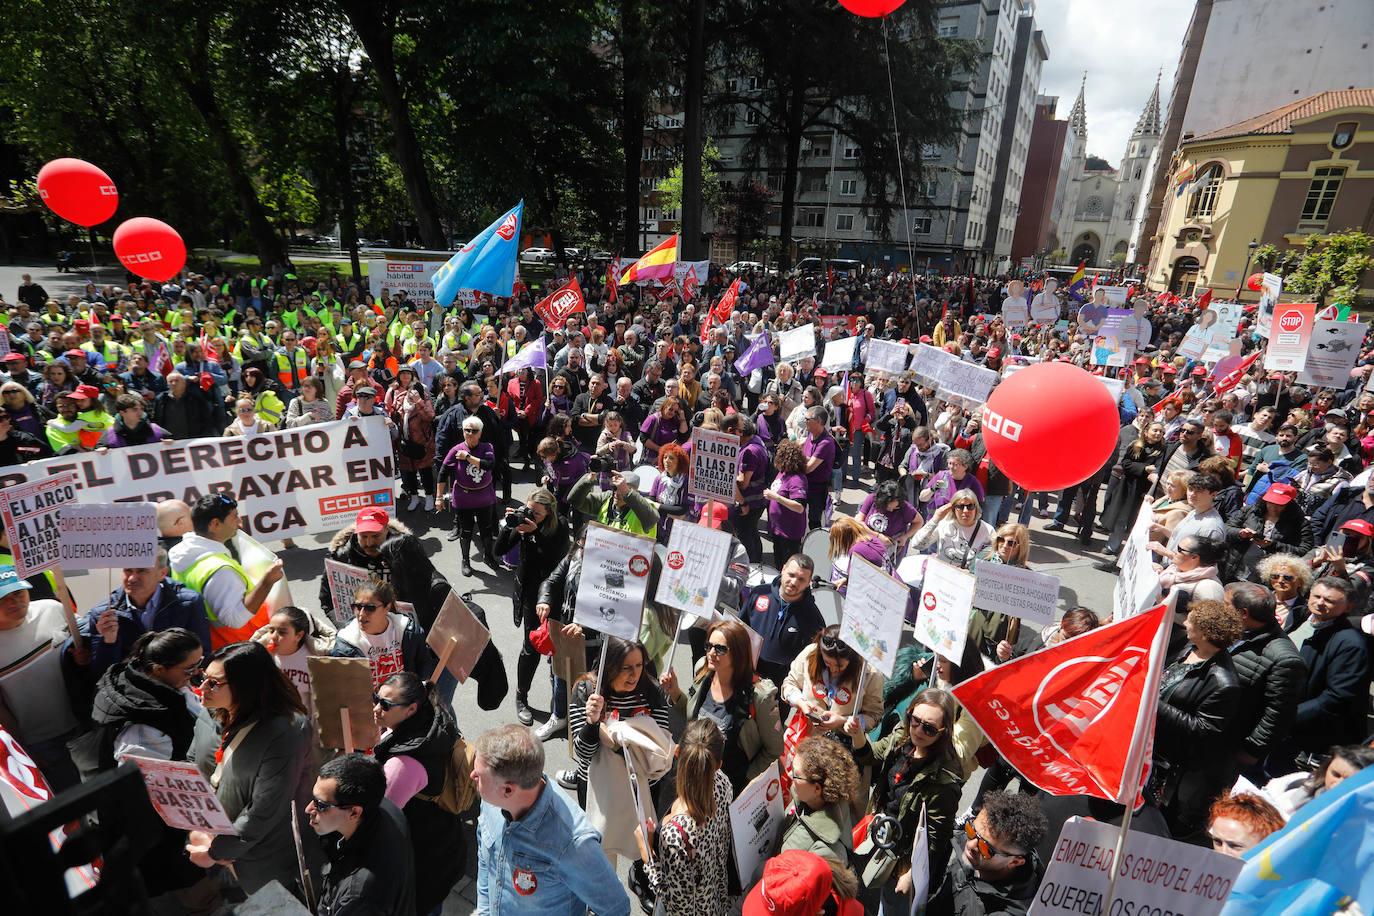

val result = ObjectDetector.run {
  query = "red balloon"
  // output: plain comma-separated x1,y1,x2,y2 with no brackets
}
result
1245,273,1264,292
981,362,1119,492
112,218,186,283
837,0,907,16
36,158,119,227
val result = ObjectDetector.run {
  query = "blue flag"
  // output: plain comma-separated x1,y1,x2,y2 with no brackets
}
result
430,201,523,306
1221,765,1374,915
734,331,774,376
502,337,546,374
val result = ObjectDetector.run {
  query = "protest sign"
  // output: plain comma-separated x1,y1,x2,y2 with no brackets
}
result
778,324,817,362
838,555,908,678
914,559,977,662
1099,285,1131,306
973,563,1059,628
864,338,910,376
1263,302,1316,371
1030,285,1060,323
1002,295,1030,329
1177,322,1214,360
688,428,741,505
127,755,238,835
323,559,374,627
367,258,440,303
308,656,378,752
1028,816,1241,916
938,360,1000,406
0,472,78,578
425,591,491,683
1091,310,1133,368
574,523,654,642
0,329,10,359
910,343,954,387
655,521,734,619
0,417,395,542
729,768,785,890
57,503,157,570
820,336,858,373
1296,316,1362,388
1254,272,1284,338
1095,375,1125,406
1113,498,1161,621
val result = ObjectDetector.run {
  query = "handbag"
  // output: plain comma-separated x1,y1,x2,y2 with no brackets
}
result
399,438,425,460
850,812,902,889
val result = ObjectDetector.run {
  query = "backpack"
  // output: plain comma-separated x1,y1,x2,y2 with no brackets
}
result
1244,459,1300,506
423,733,479,817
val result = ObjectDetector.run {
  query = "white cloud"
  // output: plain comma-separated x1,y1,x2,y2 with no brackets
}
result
1032,0,1194,166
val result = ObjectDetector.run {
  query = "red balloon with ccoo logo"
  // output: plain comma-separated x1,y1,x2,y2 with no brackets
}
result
112,217,186,283
36,158,119,227
981,361,1119,492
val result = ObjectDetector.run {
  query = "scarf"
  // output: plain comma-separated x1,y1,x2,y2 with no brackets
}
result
1157,564,1219,593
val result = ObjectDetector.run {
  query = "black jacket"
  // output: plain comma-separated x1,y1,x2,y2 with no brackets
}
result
1224,502,1312,581
1227,622,1308,760
0,428,53,466
1153,651,1240,836
928,835,1039,916
1292,616,1374,752
316,799,417,916
89,661,198,770
494,515,572,618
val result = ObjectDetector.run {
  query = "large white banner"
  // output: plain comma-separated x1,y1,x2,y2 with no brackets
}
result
367,258,443,304
0,417,396,542
779,324,817,362
939,360,1000,405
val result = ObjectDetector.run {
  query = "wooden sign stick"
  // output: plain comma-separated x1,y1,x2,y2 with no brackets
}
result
341,707,354,755
436,635,460,678
50,567,83,649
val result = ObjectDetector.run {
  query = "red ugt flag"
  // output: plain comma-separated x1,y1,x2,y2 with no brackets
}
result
952,603,1170,805
534,276,586,326
713,279,741,324
1213,350,1260,395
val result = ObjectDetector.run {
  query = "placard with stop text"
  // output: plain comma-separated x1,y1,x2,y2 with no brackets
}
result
0,472,78,578
126,755,237,835
1263,302,1316,372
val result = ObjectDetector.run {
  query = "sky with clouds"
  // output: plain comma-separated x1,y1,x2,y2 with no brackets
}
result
1032,0,1195,167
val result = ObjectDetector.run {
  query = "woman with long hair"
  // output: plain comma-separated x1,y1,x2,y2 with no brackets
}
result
640,395,689,462
636,720,734,916
1103,420,1167,553
1,381,52,438
782,625,884,743
283,374,333,428
39,361,75,411
331,581,436,688
828,516,889,590
185,641,312,896
966,523,1031,664
764,438,810,567
650,442,691,543
660,618,784,795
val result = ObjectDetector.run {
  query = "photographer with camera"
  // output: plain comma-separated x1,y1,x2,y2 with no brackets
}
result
494,488,573,732
569,467,659,538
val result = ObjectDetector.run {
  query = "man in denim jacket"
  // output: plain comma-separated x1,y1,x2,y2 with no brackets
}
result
473,724,630,916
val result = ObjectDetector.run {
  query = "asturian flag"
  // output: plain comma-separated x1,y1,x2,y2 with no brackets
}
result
430,201,523,306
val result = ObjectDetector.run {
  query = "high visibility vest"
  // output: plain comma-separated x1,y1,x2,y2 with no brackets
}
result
252,389,287,425
40,312,65,327
234,333,270,362
596,498,656,539
273,348,309,389
46,418,86,452
281,309,301,330
83,339,129,373
174,552,269,649
76,408,111,449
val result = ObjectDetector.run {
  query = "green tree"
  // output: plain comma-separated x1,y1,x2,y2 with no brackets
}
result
654,140,723,214
1285,229,1373,308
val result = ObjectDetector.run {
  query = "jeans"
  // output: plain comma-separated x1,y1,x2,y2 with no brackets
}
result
1016,489,1051,525
982,494,1009,528
846,438,866,490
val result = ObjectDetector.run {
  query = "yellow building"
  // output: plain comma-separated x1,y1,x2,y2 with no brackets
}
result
1146,89,1374,299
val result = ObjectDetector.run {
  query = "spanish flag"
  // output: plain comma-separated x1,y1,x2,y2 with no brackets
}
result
619,234,678,283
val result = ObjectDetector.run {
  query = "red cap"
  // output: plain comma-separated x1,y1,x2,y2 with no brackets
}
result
919,335,933,344
73,384,101,400
64,348,87,359
699,501,730,529
987,348,1002,359
1134,357,1151,366
1192,367,1207,376
354,507,389,534
73,319,90,331
1262,483,1297,505
742,850,833,916
1340,519,1374,538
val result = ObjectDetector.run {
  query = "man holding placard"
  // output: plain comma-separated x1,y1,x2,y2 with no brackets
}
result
80,547,211,677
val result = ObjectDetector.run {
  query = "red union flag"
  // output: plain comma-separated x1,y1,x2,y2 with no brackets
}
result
605,253,622,303
534,277,586,325
951,603,1170,804
1213,350,1260,394
712,278,741,324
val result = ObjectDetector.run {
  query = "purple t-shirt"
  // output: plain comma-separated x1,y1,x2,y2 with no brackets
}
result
444,441,495,509
739,440,769,503
802,432,836,488
858,495,920,539
640,413,680,448
546,448,590,504
768,472,809,539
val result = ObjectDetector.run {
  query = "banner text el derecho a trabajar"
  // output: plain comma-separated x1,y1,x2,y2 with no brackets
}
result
0,416,394,541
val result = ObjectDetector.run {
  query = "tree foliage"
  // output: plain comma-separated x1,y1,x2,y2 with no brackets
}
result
1285,229,1373,309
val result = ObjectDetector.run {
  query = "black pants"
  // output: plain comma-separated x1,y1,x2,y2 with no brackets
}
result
772,535,802,570
806,487,830,530
400,465,435,496
515,600,542,699
733,501,765,563
454,503,496,540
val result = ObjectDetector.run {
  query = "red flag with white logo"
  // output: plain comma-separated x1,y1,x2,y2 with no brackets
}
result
605,254,621,304
951,603,1170,805
533,276,586,326
1195,288,1213,310
683,264,700,301
712,279,741,324
1213,350,1260,394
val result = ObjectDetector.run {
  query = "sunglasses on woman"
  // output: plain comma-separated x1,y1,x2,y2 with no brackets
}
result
995,536,1016,546
819,635,851,656
352,602,378,612
908,713,945,737
1269,573,1296,582
372,693,401,710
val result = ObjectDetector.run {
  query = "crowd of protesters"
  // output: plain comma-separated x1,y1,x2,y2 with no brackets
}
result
0,258,1371,915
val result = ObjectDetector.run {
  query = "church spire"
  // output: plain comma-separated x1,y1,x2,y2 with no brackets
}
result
1069,73,1087,139
1133,72,1162,138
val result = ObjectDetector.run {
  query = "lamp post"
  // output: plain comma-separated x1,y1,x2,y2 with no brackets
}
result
1235,237,1259,299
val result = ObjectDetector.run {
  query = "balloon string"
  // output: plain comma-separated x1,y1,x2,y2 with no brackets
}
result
86,232,101,290
882,16,921,339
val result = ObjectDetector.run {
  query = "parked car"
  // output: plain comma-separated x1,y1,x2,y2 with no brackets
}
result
794,257,864,277
727,260,765,274
519,247,556,264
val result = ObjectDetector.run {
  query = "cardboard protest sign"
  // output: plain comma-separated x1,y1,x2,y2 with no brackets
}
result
307,656,377,751
323,559,375,628
1113,498,1162,621
0,472,78,578
573,523,654,642
914,559,977,662
1091,310,1134,368
820,336,858,373
1028,816,1241,916
57,503,157,570
938,360,1000,406
1298,318,1366,388
838,555,907,678
1002,281,1030,328
1095,375,1125,406
126,755,237,835
1254,272,1284,338
425,591,491,683
973,563,1059,628
729,768,785,890
910,343,954,387
687,428,741,505
778,324,817,362
0,418,396,542
1263,302,1316,371
654,521,734,619
864,337,910,376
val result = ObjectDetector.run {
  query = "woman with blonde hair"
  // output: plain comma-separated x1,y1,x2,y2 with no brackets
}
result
911,488,994,569
967,523,1032,664
1255,553,1314,632
1149,468,1194,541
827,516,888,590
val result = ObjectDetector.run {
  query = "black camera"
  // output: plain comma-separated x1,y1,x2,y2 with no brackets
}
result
587,456,615,474
507,507,534,527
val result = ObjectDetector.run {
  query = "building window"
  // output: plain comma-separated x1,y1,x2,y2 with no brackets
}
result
843,145,859,160
1301,167,1346,222
836,214,855,230
644,208,658,222
1186,165,1223,220
912,217,932,234
840,179,857,196
799,210,825,228
745,108,760,126
865,215,881,232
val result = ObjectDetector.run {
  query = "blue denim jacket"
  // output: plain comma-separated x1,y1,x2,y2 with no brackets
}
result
476,779,631,916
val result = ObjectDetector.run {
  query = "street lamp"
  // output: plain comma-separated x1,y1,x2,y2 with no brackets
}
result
1236,237,1258,298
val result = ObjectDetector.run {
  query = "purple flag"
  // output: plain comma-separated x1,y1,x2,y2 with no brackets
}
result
734,331,774,376
502,336,547,374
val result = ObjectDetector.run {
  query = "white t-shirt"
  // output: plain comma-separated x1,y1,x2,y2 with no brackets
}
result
362,621,404,689
275,646,312,710
0,599,80,743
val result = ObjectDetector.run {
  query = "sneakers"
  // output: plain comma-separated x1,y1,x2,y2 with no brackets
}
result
516,695,533,726
407,493,422,512
534,716,567,741
555,768,579,790
424,495,435,512
1044,521,1066,532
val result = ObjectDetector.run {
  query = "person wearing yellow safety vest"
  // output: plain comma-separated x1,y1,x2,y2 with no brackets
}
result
334,319,364,359
83,325,130,374
272,329,310,393
568,469,659,539
168,494,284,650
46,393,92,453
234,316,275,374
69,383,113,449
238,367,288,426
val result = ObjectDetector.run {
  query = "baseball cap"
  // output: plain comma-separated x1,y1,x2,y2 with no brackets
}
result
354,507,389,534
355,386,377,398
1133,357,1151,366
1162,366,1177,375
3,352,27,363
0,565,32,600
1191,367,1207,377
73,319,89,331
1262,483,1297,505
73,384,101,400
1324,408,1349,422
742,850,833,916
348,359,366,370
1340,519,1374,538
64,348,87,359
700,501,730,529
